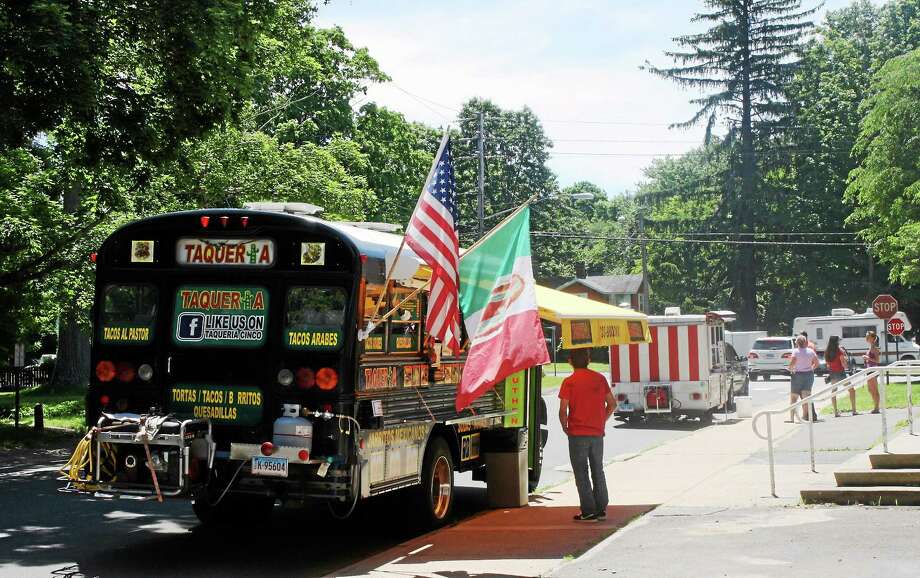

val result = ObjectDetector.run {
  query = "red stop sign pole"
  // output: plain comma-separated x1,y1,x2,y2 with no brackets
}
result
872,294,898,319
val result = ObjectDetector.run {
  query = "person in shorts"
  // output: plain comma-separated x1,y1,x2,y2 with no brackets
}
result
559,348,615,522
826,335,854,417
788,335,819,422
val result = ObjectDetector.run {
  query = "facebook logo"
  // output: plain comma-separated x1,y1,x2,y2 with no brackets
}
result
176,313,205,341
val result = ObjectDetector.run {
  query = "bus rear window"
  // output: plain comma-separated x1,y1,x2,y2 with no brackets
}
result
285,287,347,351
99,284,157,344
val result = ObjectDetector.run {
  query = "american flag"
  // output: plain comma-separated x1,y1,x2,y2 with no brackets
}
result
405,136,462,354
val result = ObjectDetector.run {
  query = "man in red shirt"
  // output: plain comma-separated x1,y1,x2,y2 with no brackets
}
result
559,347,615,521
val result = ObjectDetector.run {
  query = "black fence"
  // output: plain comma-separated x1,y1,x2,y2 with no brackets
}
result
0,366,51,391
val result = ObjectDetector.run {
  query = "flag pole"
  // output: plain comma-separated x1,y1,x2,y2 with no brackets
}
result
365,129,451,334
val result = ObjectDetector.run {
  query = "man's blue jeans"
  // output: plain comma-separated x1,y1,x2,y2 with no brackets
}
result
568,435,608,515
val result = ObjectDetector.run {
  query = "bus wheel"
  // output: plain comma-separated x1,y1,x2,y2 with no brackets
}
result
417,437,454,527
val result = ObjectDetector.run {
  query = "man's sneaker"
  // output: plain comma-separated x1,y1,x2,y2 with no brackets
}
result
573,513,597,522
595,511,607,521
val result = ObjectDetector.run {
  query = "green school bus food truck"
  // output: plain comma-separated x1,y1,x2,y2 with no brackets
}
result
65,207,547,526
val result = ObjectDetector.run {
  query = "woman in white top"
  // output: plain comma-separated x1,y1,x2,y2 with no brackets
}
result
788,335,819,422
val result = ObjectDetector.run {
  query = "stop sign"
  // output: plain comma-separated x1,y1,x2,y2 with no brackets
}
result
888,318,905,336
872,294,899,319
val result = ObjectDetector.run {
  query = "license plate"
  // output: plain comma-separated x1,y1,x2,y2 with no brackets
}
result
618,403,634,412
251,456,288,478
765,353,776,359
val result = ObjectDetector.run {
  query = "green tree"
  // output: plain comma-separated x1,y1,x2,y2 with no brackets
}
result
251,1,386,145
644,0,818,327
352,104,440,224
152,127,374,220
846,48,920,285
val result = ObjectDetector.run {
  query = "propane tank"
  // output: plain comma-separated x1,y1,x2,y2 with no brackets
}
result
273,404,313,455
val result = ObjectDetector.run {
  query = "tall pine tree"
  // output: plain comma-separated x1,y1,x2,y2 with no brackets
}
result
645,0,817,328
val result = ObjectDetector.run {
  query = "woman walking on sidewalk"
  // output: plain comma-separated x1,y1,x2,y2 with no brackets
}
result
864,331,881,414
788,335,819,422
826,336,854,417
558,347,615,522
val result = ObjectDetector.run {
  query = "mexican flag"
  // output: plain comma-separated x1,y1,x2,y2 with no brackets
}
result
456,206,550,411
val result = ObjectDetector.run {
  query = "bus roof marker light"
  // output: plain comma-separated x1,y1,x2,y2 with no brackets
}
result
90,252,97,263
200,216,210,228
240,216,249,228
219,215,229,227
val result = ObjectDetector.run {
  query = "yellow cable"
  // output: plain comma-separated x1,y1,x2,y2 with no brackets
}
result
59,429,117,492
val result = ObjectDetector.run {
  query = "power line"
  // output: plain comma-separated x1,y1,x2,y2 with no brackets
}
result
388,83,456,121
531,231,868,248
667,231,859,237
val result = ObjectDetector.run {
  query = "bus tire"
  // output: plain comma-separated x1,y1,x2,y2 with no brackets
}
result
417,436,454,528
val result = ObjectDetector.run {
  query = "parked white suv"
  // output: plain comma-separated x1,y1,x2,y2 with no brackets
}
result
747,337,794,381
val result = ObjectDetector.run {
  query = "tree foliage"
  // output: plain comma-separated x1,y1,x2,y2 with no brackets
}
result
645,0,818,327
846,48,920,285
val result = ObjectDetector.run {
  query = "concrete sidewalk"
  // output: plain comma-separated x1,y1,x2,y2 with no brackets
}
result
555,418,920,577
329,398,918,577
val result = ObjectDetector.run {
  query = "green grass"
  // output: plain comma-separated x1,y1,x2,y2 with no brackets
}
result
821,382,920,415
0,423,82,450
0,385,87,431
542,362,610,375
541,363,610,391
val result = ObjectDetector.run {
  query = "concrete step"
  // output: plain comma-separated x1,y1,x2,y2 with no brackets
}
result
870,453,920,469
835,469,920,487
801,487,920,506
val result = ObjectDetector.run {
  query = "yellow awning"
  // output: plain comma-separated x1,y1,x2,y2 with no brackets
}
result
535,285,651,348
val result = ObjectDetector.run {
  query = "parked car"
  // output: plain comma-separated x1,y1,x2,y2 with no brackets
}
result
747,337,794,381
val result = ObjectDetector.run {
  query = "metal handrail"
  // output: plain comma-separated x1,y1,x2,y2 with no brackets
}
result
751,359,919,497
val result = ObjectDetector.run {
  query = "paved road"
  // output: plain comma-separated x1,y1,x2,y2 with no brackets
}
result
0,374,800,577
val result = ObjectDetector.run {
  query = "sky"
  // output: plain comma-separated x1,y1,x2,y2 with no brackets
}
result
316,0,864,197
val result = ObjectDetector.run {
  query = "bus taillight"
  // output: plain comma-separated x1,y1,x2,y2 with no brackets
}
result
316,368,338,391
138,364,153,382
296,367,315,389
277,369,294,387
115,362,136,382
96,361,116,382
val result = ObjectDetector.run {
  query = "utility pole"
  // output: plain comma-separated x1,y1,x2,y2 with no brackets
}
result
639,207,649,313
477,110,485,237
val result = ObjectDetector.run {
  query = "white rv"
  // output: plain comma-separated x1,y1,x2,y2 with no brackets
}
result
792,308,918,366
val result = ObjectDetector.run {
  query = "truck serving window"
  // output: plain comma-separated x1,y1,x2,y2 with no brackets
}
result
285,287,347,351
99,284,157,344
